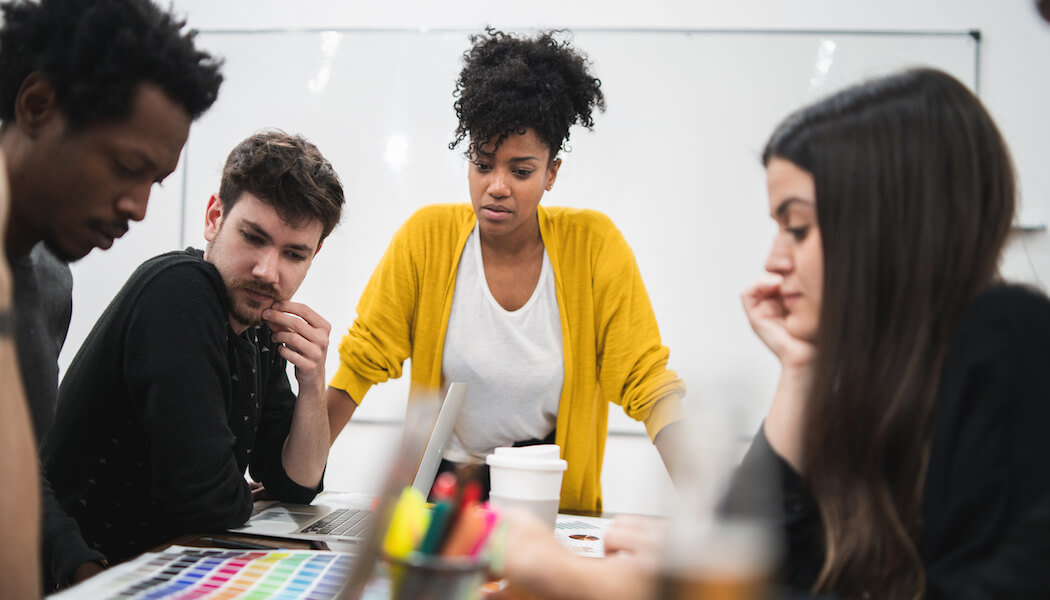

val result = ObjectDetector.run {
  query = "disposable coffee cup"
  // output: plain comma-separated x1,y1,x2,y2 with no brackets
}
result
488,493,560,530
486,445,567,529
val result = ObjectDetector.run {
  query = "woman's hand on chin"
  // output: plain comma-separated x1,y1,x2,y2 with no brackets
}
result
741,275,816,369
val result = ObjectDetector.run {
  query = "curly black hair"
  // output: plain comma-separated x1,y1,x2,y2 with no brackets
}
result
0,0,223,129
220,130,345,242
450,28,606,161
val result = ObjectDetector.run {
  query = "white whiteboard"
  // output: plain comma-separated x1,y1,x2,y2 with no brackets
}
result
175,29,978,431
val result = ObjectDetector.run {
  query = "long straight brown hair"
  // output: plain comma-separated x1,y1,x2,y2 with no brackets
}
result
762,68,1016,599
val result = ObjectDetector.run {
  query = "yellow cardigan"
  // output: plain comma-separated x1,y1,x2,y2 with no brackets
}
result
330,204,685,511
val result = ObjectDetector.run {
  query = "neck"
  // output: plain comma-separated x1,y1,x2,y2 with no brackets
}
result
228,315,250,336
1,130,43,258
5,212,42,259
479,216,543,258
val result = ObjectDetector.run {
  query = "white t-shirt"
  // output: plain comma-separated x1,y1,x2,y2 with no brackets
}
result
441,225,564,464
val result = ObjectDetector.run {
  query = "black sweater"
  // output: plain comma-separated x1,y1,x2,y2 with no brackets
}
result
43,249,319,563
728,285,1050,598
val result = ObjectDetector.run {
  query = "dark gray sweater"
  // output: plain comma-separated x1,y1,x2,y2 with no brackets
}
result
9,243,104,589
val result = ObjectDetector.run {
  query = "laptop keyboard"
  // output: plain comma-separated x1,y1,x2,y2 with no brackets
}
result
302,508,371,537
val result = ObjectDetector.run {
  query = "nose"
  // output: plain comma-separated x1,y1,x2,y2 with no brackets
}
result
252,248,280,284
116,183,151,222
764,235,793,275
486,169,510,198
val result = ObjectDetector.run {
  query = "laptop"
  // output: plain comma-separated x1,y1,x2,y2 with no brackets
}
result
227,382,468,547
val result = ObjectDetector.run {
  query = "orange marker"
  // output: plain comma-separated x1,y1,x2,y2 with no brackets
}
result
440,503,485,557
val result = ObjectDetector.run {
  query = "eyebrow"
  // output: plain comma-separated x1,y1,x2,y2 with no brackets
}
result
508,156,541,163
242,220,314,254
116,145,161,170
773,197,815,219
120,147,177,182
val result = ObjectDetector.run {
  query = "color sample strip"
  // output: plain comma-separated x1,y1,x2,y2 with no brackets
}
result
97,546,351,600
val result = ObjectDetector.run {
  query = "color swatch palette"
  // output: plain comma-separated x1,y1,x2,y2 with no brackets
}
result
51,546,352,600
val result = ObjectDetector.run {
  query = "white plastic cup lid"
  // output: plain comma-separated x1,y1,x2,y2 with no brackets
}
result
485,444,567,472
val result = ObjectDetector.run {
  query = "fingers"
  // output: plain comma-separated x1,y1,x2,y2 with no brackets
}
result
251,484,273,502
741,276,787,329
603,515,665,558
741,273,784,312
264,301,330,339
262,301,331,375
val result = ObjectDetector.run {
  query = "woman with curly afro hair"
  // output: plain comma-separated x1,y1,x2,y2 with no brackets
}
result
326,29,687,512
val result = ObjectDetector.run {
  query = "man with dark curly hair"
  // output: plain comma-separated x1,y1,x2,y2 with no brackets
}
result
327,29,686,513
0,0,222,591
43,130,343,569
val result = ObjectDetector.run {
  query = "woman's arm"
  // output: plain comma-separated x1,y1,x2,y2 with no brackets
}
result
740,275,815,472
0,153,42,598
494,509,657,600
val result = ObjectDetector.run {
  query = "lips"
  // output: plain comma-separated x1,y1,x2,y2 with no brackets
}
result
480,204,512,221
243,289,272,303
234,280,279,305
92,222,129,249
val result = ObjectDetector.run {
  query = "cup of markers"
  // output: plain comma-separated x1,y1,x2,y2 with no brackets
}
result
380,473,501,600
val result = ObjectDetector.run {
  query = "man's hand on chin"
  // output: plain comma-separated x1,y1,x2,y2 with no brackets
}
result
263,301,331,398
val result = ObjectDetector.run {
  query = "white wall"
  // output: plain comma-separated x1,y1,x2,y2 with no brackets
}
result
60,1,1050,516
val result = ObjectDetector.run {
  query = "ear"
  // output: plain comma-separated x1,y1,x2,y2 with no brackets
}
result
545,158,562,192
14,73,62,138
203,193,225,242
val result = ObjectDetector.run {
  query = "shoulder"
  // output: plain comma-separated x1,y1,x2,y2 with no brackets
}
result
385,204,475,259
401,203,475,233
126,248,227,313
939,284,1050,413
28,244,72,287
952,284,1050,352
133,248,221,286
963,284,1050,321
541,206,619,236
9,243,72,294
540,206,634,270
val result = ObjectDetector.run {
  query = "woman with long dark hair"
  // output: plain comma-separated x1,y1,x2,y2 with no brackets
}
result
494,67,1050,600
741,66,1050,598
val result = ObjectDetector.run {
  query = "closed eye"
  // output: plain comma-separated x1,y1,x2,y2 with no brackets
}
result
787,226,809,242
115,160,145,178
241,230,266,246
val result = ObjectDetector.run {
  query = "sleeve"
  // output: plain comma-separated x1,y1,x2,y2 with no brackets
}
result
329,217,421,403
41,469,105,588
920,289,1050,599
723,427,827,594
248,351,322,504
123,264,253,531
591,224,686,439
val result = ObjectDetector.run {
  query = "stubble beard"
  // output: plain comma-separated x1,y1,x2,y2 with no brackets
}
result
228,279,281,330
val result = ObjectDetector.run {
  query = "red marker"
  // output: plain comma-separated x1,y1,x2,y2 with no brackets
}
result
430,471,458,502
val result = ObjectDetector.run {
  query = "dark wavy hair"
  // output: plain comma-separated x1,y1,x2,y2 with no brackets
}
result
0,0,223,129
220,131,344,243
763,68,1015,599
450,28,606,161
